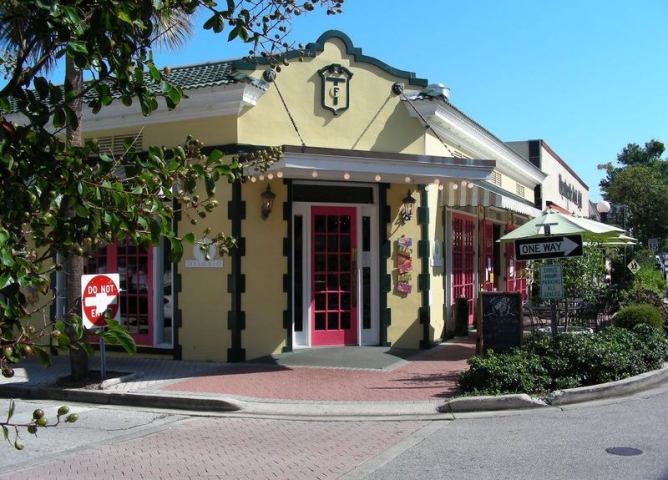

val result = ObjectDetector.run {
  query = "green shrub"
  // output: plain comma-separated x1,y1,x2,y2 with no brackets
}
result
457,325,668,396
612,303,664,331
457,349,550,396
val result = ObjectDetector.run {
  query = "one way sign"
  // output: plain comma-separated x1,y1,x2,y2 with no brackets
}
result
514,235,583,261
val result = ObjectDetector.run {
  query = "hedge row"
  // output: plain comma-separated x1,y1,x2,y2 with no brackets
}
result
457,324,668,397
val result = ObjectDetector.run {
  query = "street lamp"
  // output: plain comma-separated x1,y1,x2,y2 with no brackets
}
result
597,200,630,280
596,200,611,223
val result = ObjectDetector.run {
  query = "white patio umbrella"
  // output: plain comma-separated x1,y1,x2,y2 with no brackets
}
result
499,208,629,337
596,233,638,246
498,209,626,243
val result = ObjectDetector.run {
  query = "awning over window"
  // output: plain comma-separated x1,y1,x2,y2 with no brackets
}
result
442,180,542,217
267,146,496,185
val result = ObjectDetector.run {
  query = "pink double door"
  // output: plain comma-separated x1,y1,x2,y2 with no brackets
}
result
310,206,358,346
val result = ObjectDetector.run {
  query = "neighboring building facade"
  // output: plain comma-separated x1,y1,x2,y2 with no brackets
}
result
22,31,547,362
507,139,589,216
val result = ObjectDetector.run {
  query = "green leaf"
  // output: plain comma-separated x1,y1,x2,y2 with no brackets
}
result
74,204,89,218
205,175,216,196
207,149,224,164
117,11,133,24
147,62,161,82
1,249,15,267
66,41,88,55
71,315,85,340
169,237,184,262
33,345,51,368
150,218,162,244
100,319,136,354
64,106,79,130
53,108,66,129
34,77,49,99
60,5,81,25
7,399,15,422
203,13,225,33
228,27,239,42
182,233,196,244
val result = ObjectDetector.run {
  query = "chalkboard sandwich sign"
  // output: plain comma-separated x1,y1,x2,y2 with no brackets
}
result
479,292,523,355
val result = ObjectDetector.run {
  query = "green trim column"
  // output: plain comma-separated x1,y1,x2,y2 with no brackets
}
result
173,200,183,359
417,185,431,349
379,184,391,347
227,181,246,362
282,180,293,353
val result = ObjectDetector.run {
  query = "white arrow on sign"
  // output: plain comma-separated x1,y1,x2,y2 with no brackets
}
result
517,236,580,258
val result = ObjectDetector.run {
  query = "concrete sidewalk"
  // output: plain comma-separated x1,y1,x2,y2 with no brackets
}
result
1,334,667,418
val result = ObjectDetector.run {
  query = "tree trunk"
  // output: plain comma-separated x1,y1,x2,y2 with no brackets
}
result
64,55,88,381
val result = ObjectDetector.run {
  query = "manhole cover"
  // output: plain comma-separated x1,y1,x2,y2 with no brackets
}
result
606,447,643,456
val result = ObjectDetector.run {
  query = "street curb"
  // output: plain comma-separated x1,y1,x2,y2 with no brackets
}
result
436,363,668,413
0,386,240,412
437,394,547,413
2,363,667,417
546,362,668,406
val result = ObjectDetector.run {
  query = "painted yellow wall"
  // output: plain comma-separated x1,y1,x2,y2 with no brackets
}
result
241,180,288,359
177,172,234,362
84,117,238,150
144,117,238,148
496,170,535,203
424,131,458,158
385,185,422,349
238,38,427,155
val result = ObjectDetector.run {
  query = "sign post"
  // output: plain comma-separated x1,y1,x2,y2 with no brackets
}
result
513,226,581,336
515,235,583,261
81,274,120,380
540,264,564,300
627,259,641,275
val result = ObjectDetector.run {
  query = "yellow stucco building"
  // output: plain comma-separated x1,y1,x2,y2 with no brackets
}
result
27,31,547,362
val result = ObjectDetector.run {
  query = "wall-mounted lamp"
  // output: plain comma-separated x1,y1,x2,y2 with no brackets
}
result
401,190,416,223
261,184,276,219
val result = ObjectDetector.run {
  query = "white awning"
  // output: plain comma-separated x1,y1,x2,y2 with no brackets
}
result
265,146,496,185
442,180,541,217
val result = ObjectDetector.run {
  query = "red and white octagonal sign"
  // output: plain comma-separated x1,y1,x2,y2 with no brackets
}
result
81,274,120,329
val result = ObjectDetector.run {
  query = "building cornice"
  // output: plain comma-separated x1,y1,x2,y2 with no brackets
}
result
404,98,546,188
79,83,265,132
5,83,265,133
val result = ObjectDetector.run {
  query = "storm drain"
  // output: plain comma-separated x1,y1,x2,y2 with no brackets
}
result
605,447,643,456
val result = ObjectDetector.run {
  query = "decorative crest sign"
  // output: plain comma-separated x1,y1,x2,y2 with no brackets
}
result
318,64,353,115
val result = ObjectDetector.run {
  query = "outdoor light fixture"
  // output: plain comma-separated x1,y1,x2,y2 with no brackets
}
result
596,200,611,223
401,190,416,223
260,184,276,219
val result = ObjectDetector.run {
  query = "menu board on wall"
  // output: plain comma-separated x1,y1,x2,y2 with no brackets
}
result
480,292,523,354
396,235,413,295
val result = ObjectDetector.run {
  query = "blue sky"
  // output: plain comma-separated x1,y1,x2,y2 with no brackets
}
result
48,1,668,202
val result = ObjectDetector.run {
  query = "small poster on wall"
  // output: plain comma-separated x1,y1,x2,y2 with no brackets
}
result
396,235,413,295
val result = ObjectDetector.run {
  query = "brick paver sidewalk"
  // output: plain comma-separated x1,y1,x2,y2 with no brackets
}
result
161,338,475,402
